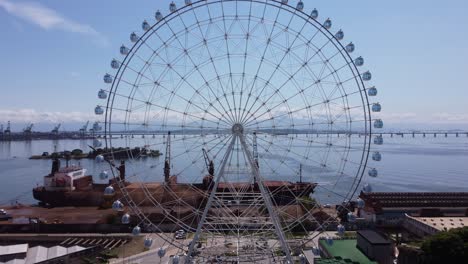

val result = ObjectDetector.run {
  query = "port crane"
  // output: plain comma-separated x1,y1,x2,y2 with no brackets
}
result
23,123,34,139
4,121,11,136
2,121,11,140
252,132,259,184
51,124,61,135
164,131,171,183
92,121,102,132
202,148,215,176
89,121,102,137
23,123,34,133
252,132,259,169
79,121,89,138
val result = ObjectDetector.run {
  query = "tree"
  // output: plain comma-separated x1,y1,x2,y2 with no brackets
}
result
421,227,468,264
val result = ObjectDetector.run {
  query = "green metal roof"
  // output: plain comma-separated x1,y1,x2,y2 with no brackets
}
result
319,239,377,264
315,258,360,264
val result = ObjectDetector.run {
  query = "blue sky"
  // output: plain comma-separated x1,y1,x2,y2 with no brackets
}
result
0,0,467,131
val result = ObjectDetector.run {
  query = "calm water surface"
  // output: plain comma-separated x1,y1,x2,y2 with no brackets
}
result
0,136,467,205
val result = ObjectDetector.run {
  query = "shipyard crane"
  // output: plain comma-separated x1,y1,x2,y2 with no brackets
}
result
23,123,33,133
252,132,259,169
79,121,89,138
202,148,215,176
89,121,102,137
92,121,102,132
2,121,11,140
51,124,61,135
23,123,34,139
252,132,259,184
4,121,11,135
163,131,171,183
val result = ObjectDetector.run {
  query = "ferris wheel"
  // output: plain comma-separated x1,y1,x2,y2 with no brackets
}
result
95,0,383,262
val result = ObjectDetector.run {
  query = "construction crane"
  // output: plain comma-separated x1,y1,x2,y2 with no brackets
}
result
51,124,61,135
4,121,11,135
252,132,259,184
23,123,34,139
92,121,102,132
79,121,89,138
164,131,171,183
23,123,33,133
3,121,11,140
202,148,215,176
253,132,259,169
89,121,102,137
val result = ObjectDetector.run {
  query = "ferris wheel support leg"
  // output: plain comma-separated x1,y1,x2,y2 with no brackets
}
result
238,134,293,264
186,136,236,263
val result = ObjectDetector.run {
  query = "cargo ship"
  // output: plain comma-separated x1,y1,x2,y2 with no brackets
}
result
33,158,316,207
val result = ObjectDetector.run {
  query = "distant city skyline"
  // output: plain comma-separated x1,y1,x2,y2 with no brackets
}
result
0,0,467,131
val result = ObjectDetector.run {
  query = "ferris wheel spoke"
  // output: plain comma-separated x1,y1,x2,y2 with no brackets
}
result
246,116,366,132
187,9,243,125
239,26,331,124
218,1,240,123
237,4,283,126
161,9,239,124
137,30,228,124
154,83,232,128
241,32,351,126
110,90,231,128
254,135,333,172
243,88,361,129
239,17,309,124
173,135,232,179
110,121,228,132
238,18,306,125
236,1,254,123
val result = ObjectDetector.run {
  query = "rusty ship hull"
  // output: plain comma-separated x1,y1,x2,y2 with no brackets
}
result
33,180,316,207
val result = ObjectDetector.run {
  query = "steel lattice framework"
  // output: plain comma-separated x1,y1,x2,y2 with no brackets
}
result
95,0,383,263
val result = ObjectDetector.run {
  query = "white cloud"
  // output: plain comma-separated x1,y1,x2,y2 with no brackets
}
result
0,0,108,46
70,71,81,78
0,108,466,131
0,108,96,124
378,112,468,129
432,112,468,123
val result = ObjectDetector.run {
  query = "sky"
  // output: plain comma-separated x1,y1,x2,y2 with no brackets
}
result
0,0,467,131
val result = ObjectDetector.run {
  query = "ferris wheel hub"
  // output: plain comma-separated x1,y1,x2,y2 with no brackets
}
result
231,123,244,135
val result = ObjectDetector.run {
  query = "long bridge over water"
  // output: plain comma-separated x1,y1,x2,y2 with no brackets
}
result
1,130,467,141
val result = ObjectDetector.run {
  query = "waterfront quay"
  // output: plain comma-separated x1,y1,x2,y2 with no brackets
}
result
1,191,467,263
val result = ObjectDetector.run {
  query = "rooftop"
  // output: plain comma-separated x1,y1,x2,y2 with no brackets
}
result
359,192,468,210
0,244,86,264
357,230,392,245
316,258,361,264
0,244,28,256
319,239,377,264
407,215,468,231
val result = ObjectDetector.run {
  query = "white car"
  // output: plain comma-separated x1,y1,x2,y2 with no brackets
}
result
0,209,11,220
